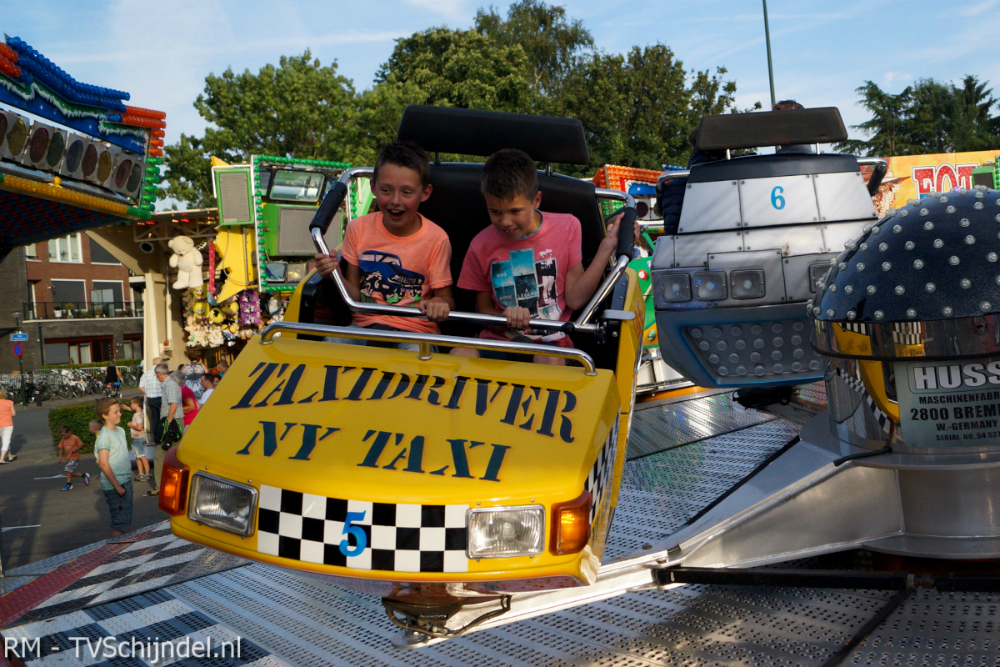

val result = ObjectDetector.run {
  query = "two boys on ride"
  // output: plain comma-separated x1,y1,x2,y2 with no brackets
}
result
314,143,634,362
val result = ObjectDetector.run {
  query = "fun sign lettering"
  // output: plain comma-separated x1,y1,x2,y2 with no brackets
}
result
228,362,581,482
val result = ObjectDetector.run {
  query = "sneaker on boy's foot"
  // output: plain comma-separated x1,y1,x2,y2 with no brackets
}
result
83,473,90,486
144,489,159,496
61,483,72,491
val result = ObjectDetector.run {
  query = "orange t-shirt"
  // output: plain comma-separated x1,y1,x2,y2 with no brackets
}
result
60,434,83,460
340,212,452,334
0,399,13,428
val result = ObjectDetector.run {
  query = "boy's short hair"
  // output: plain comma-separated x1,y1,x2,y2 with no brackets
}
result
88,419,102,432
58,424,71,433
481,149,538,201
96,398,118,418
773,99,804,111
373,142,431,188
130,396,143,406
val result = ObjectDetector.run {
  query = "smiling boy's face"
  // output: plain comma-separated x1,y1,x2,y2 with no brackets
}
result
372,163,431,236
484,191,543,239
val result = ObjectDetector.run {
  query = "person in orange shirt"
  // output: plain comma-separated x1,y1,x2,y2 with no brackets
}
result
56,425,90,491
314,142,454,349
0,388,15,464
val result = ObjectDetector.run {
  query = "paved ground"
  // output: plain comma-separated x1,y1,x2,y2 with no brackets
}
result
0,388,168,572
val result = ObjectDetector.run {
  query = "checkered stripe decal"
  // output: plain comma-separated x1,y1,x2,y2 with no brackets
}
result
584,420,619,525
835,367,891,433
257,486,469,573
892,322,923,346
841,322,870,335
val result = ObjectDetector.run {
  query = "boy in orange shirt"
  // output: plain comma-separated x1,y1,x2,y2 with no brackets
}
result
57,424,90,491
314,143,454,348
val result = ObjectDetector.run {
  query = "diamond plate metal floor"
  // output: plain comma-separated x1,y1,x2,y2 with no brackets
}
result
5,395,1000,666
628,391,775,460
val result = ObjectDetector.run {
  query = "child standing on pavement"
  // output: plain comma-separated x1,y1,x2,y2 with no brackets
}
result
56,425,89,491
123,397,150,482
94,398,132,537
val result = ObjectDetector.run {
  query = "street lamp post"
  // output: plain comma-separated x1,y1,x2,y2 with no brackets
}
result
11,311,24,407
763,0,776,109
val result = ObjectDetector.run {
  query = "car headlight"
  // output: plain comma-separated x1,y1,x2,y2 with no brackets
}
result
188,473,258,537
658,272,692,302
730,269,766,299
693,271,727,301
467,506,544,558
809,262,832,293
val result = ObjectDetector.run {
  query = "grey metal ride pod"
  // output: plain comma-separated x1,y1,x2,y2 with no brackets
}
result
639,188,1000,568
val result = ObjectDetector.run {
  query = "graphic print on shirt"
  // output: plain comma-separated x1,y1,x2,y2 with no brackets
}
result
490,249,560,320
358,250,426,305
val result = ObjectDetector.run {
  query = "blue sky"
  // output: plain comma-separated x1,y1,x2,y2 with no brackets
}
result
5,0,1000,155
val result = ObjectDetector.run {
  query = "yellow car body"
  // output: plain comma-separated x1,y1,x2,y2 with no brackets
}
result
168,270,644,599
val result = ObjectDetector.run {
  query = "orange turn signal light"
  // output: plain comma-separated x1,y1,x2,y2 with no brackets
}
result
550,491,592,555
158,447,190,516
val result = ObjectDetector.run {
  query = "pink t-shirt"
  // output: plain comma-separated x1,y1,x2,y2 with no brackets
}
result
458,211,583,346
341,212,453,334
181,386,199,426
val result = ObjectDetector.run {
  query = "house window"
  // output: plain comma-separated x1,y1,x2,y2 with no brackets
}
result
48,234,82,263
51,280,87,313
89,240,120,264
44,343,70,365
25,244,38,260
69,342,92,365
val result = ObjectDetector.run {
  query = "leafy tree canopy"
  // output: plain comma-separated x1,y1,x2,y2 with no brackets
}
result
838,75,1000,156
164,2,746,206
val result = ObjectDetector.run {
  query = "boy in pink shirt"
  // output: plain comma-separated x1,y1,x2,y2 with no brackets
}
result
456,148,635,364
315,143,454,347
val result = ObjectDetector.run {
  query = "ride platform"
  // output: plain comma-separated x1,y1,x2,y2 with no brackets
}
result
2,389,997,666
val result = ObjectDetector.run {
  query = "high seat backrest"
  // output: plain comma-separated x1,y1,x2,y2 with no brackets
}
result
417,163,607,314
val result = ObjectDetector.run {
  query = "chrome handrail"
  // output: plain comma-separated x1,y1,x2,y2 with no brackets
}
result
656,170,691,188
856,157,888,168
577,189,636,327
259,321,598,375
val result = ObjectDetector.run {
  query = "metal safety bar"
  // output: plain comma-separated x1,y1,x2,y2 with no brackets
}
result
656,169,691,188
311,172,640,334
259,321,598,375
578,189,636,327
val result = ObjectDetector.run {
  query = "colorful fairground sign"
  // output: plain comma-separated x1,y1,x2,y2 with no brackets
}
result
0,35,164,260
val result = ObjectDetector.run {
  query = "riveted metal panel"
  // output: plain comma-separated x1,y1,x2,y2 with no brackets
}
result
740,174,820,226
814,171,878,222
674,230,744,267
742,224,827,256
676,180,742,233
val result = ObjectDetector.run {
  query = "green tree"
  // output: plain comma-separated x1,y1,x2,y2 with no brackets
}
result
375,27,536,113
165,51,357,207
839,76,1000,156
558,45,738,173
474,0,593,96
836,81,918,156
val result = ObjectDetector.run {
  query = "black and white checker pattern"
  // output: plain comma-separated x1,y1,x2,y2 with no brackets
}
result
257,486,469,573
835,367,891,434
840,322,870,335
891,322,923,346
584,419,619,525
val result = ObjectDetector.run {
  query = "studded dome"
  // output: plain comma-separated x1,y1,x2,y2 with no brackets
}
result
811,187,1000,323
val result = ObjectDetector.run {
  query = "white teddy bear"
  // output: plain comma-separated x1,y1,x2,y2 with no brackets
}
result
168,236,204,290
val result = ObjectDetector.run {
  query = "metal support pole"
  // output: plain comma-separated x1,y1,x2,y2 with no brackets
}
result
18,355,25,407
763,0,776,108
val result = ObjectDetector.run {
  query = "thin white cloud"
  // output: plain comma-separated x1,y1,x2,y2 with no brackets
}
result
403,0,472,24
961,0,999,15
884,72,912,84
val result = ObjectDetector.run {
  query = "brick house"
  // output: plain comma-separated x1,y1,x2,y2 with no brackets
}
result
0,232,143,372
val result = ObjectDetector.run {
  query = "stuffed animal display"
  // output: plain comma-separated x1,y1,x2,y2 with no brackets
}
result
182,287,285,349
168,236,204,290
